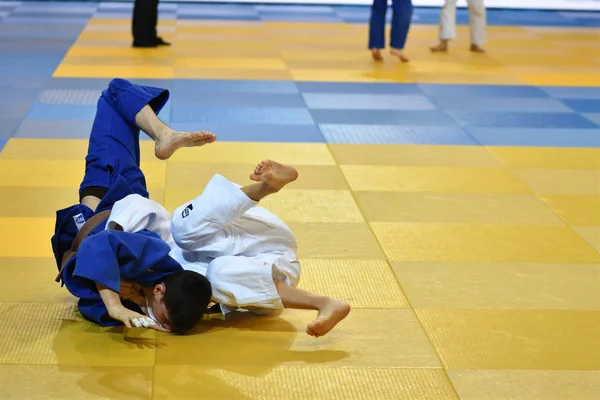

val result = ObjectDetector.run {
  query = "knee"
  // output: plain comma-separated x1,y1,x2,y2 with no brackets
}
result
170,211,190,247
107,78,132,93
170,217,193,250
170,208,212,251
103,78,130,102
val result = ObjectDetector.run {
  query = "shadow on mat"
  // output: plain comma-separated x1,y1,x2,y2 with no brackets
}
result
52,311,349,399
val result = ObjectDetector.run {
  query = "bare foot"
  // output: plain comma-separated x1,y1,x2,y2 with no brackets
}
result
306,299,351,337
371,48,383,61
155,130,216,160
430,41,448,53
470,44,486,53
250,160,298,192
391,48,409,62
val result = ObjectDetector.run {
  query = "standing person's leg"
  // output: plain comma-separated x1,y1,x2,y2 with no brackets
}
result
132,0,156,47
468,0,486,52
80,78,215,211
150,0,158,41
430,0,457,52
368,0,387,61
389,0,413,62
152,0,171,46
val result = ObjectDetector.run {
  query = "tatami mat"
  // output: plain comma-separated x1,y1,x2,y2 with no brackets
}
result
1,2,599,399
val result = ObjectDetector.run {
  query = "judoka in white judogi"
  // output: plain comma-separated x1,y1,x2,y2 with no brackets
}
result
107,161,350,337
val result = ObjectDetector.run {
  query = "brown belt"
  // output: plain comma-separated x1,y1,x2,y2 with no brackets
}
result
55,209,112,284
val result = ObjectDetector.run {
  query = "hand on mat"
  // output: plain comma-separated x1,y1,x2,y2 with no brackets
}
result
108,306,171,332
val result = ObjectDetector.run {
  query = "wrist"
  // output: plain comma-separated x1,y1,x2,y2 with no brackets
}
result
107,303,124,316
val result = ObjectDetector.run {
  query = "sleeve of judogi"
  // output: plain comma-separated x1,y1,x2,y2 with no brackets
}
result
106,194,173,242
101,78,170,125
171,174,257,251
72,230,182,294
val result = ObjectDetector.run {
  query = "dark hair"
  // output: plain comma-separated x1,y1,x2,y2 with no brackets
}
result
163,270,212,334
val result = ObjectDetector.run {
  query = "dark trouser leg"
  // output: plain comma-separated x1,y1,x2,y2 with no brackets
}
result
390,0,413,50
368,0,387,49
150,0,158,40
132,0,158,47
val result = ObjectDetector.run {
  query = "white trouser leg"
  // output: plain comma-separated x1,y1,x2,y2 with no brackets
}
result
468,0,487,45
171,174,256,251
439,0,457,41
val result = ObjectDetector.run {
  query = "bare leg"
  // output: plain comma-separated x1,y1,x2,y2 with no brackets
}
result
241,160,298,202
81,196,101,211
274,280,350,337
134,105,217,160
81,106,217,211
240,160,349,336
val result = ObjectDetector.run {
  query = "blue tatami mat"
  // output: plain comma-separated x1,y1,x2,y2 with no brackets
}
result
447,111,600,129
2,76,599,146
170,123,325,143
467,127,600,147
0,3,599,148
1,2,599,27
319,124,478,145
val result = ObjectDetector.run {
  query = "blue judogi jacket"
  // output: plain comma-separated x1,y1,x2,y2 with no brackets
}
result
51,177,183,326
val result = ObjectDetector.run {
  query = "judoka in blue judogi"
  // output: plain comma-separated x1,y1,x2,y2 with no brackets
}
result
51,78,216,333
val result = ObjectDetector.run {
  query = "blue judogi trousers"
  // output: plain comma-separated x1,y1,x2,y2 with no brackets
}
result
368,0,413,50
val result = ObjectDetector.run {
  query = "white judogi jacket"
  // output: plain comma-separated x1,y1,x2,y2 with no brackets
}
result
105,174,301,315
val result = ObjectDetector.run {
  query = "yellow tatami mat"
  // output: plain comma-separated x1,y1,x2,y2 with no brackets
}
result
1,139,599,399
54,19,600,86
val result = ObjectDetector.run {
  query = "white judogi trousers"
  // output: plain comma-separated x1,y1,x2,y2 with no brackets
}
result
107,174,301,316
171,174,301,315
439,0,486,45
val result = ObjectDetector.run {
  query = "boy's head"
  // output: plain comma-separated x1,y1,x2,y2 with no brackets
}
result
148,270,212,334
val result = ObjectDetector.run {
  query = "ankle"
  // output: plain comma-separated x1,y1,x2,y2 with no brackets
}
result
313,295,332,311
156,125,174,142
262,181,285,195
